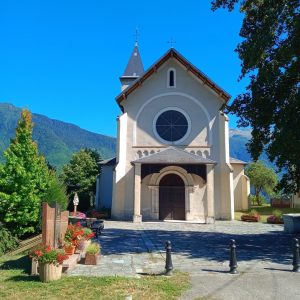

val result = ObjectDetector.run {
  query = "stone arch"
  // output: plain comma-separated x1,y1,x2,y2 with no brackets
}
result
148,166,195,220
149,165,194,187
133,92,212,145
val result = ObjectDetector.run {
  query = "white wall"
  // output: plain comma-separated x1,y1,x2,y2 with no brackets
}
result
113,57,232,220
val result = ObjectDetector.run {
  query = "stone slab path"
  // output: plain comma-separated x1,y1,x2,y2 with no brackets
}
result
67,220,300,299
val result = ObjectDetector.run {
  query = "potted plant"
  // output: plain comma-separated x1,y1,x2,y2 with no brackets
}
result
241,209,260,222
77,228,95,251
85,242,101,265
267,209,284,224
64,222,84,254
29,244,68,282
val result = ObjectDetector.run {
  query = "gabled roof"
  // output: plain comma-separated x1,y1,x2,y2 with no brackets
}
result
120,43,144,78
230,157,248,165
116,48,231,106
132,146,216,165
98,157,116,166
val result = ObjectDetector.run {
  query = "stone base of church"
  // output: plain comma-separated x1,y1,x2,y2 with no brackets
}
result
133,214,142,223
205,216,215,224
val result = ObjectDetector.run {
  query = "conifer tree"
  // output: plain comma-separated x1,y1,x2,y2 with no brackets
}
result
0,110,51,236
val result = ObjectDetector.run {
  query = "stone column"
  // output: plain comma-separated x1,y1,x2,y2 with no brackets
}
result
206,164,215,223
149,185,159,220
185,186,194,221
133,163,142,223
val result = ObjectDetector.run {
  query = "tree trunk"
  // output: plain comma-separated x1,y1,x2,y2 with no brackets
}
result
256,189,260,206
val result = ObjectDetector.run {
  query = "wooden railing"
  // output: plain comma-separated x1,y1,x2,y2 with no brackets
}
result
6,234,42,256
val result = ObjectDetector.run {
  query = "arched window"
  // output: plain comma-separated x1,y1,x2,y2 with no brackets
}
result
168,68,176,88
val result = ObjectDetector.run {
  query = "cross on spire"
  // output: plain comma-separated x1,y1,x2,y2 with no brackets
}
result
134,27,140,46
168,37,176,48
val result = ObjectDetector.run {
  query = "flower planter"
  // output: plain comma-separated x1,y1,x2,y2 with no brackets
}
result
64,245,76,255
85,253,99,265
241,215,260,222
39,263,62,282
267,216,284,224
77,239,91,251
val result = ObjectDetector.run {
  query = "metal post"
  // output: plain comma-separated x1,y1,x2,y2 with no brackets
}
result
165,241,173,275
229,239,238,274
293,238,300,272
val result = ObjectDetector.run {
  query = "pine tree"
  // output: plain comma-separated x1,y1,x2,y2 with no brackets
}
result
0,110,51,236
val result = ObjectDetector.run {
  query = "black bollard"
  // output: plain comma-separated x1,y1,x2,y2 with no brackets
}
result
292,238,300,272
229,239,238,274
165,241,173,275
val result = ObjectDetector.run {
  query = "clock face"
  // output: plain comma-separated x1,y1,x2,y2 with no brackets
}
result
155,110,188,142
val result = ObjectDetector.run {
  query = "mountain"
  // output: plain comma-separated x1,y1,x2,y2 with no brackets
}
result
0,103,116,170
229,128,275,169
0,102,273,171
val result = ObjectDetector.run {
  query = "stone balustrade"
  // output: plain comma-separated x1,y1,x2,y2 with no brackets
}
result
134,147,211,160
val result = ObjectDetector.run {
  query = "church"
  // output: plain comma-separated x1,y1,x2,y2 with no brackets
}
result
96,43,250,223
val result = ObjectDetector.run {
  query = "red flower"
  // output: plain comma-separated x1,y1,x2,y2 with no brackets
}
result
35,250,42,257
45,245,51,253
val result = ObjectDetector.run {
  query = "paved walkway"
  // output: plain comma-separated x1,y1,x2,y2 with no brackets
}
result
67,220,300,299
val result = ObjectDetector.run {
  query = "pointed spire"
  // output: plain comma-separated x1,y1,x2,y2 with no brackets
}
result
120,42,144,90
121,44,144,77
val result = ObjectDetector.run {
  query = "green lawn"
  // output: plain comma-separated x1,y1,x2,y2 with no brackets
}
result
235,204,300,223
0,255,190,300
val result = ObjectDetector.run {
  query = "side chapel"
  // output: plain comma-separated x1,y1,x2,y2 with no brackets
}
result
96,43,250,223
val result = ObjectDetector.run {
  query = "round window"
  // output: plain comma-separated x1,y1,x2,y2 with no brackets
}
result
155,109,189,142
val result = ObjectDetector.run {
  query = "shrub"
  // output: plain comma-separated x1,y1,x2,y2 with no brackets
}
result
272,209,283,219
86,242,101,255
0,224,19,256
249,209,259,217
248,194,267,206
44,175,68,211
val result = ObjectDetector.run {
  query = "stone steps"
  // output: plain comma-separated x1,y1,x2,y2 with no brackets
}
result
63,251,84,272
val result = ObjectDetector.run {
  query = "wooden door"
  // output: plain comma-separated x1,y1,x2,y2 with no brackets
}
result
159,174,185,220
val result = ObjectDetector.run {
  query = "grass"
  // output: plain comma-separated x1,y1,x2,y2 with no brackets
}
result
235,204,300,223
0,255,190,300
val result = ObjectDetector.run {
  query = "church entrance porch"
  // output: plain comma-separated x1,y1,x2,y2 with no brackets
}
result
159,173,185,220
131,147,217,223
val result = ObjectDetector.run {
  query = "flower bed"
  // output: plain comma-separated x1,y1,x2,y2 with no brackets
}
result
241,215,260,222
267,215,284,224
241,209,260,222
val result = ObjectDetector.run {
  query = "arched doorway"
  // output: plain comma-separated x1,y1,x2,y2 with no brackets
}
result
159,173,185,220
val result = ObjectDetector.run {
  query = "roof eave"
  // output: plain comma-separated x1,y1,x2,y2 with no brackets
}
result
131,160,217,165
116,48,231,107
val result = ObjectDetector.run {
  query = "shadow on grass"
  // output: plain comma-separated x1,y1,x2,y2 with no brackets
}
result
137,271,168,276
0,255,31,273
5,274,39,282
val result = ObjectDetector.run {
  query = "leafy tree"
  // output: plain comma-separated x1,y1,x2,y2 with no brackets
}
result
212,0,300,193
0,110,51,237
246,161,278,205
60,149,100,211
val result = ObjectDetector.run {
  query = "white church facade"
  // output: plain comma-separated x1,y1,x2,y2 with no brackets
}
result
97,44,250,223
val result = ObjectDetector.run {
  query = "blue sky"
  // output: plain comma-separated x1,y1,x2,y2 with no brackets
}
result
0,0,247,137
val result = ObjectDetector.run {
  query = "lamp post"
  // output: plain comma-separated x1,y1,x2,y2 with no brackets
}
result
73,192,79,215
